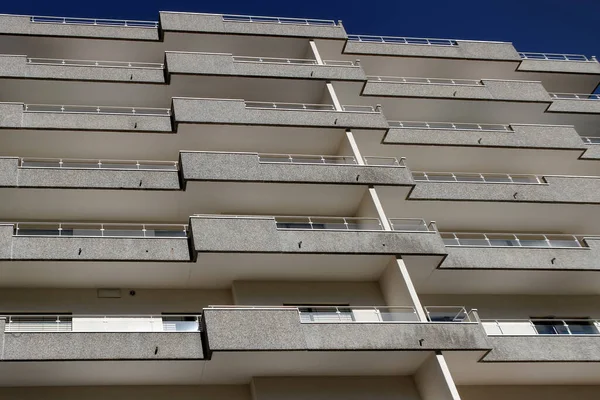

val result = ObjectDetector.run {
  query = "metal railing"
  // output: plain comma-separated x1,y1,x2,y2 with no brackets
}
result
232,56,356,67
23,104,171,116
413,171,544,184
388,218,434,232
441,232,589,248
424,306,476,322
244,101,376,113
482,318,600,336
29,15,158,28
27,57,164,69
368,76,483,86
549,93,600,100
257,153,403,167
519,52,596,62
19,158,178,171
4,314,201,332
348,34,458,46
12,222,188,238
274,216,433,232
221,14,336,26
582,137,600,145
388,120,512,132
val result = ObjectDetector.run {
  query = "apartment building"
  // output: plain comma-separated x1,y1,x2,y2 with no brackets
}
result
0,10,599,400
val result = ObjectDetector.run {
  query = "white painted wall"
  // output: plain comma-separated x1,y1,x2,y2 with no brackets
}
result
419,294,600,319
252,376,421,400
0,385,251,400
0,288,232,314
379,259,417,307
414,354,460,400
232,281,386,306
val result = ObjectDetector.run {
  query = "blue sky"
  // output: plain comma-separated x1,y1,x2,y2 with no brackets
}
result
1,0,599,57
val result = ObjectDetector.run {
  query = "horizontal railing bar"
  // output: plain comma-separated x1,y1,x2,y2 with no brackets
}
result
519,52,596,62
388,120,513,132
3,314,201,318
348,34,458,46
413,171,545,184
550,93,600,100
582,137,600,144
19,157,178,171
368,76,483,86
244,101,376,112
23,104,171,116
28,15,158,27
220,13,336,26
27,57,164,69
440,232,600,248
232,55,357,66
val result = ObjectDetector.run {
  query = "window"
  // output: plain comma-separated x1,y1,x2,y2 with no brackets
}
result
532,317,599,335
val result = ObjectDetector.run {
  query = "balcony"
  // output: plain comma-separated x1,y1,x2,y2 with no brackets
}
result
0,157,180,189
384,122,585,150
0,314,203,360
548,92,600,114
0,222,190,261
180,151,410,186
0,14,159,40
166,51,365,81
517,52,600,75
0,102,172,132
344,35,519,60
440,232,600,270
172,98,388,129
480,317,600,362
159,12,346,39
190,214,445,256
203,305,488,354
410,172,600,204
0,55,165,83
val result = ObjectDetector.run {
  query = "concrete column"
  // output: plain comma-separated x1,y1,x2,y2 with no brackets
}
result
415,352,462,400
344,130,365,165
326,82,343,111
308,40,324,64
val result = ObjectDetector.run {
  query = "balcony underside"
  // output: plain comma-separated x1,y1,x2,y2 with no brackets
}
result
0,181,402,221
0,125,347,160
446,351,600,385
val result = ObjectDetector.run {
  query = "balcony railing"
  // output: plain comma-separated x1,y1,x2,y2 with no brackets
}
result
413,171,544,184
28,15,158,28
388,218,434,232
232,55,357,67
3,314,201,332
11,222,189,238
519,52,596,62
389,120,512,132
274,216,434,232
348,34,458,46
23,104,171,116
220,13,337,26
583,137,600,145
441,232,590,248
482,318,600,336
257,153,404,167
244,101,376,113
368,76,483,86
207,305,475,323
27,57,164,69
550,93,600,100
19,157,178,171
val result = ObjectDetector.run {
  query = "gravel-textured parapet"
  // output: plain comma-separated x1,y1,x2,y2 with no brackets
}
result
482,336,600,362
180,151,411,186
159,12,347,39
0,157,18,186
518,59,600,74
442,239,600,270
547,98,600,114
0,102,23,127
22,112,172,132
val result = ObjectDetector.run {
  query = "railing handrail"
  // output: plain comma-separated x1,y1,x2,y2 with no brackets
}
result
19,157,178,171
232,55,357,67
3,313,201,319
440,232,600,248
244,101,376,113
549,92,600,100
220,13,337,26
257,153,403,167
582,136,600,145
368,75,483,86
10,222,189,238
388,120,513,132
26,57,164,69
413,171,545,184
27,14,158,28
23,104,171,116
348,34,459,46
482,318,600,336
519,52,596,62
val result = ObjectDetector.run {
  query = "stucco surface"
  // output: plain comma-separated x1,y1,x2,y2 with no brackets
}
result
517,59,600,74
180,151,411,186
0,157,18,186
482,336,600,362
203,309,491,351
159,12,346,39
581,145,600,159
442,239,600,270
383,124,585,149
22,112,172,132
173,98,388,129
190,216,446,255
0,102,23,127
2,332,203,360
547,99,600,113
